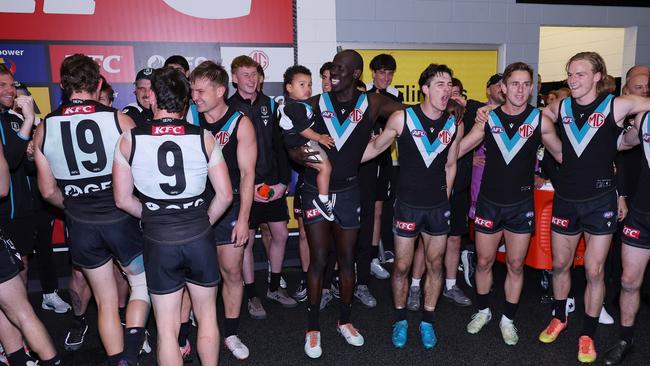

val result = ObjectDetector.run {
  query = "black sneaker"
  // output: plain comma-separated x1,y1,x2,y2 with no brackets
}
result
293,280,307,302
330,277,340,299
604,339,633,365
65,321,89,351
312,198,334,221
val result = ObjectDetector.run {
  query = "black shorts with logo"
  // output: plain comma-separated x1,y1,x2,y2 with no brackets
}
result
66,214,144,269
551,191,618,235
621,208,650,249
474,196,535,235
1,217,35,257
293,185,303,219
144,228,220,295
449,189,470,236
0,231,22,284
375,151,392,202
301,184,360,230
393,199,451,238
214,199,240,245
249,196,289,229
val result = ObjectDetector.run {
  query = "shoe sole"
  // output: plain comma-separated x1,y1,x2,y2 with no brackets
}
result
42,303,70,314
355,298,377,308
371,271,390,280
442,296,472,307
293,295,308,302
266,297,298,308
249,312,267,320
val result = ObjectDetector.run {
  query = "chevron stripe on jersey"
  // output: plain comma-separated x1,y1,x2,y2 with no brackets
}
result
405,108,457,168
487,108,540,165
215,111,242,147
642,112,650,169
560,94,613,158
319,92,368,150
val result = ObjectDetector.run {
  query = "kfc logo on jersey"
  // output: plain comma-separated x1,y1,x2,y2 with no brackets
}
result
438,130,452,145
349,109,363,123
491,126,503,134
552,216,570,228
518,124,534,139
62,105,96,115
643,133,650,143
152,125,186,135
474,216,494,229
562,116,573,125
623,226,641,240
588,113,605,128
395,220,416,231
304,208,321,219
321,111,335,119
411,129,426,138
49,45,135,83
249,50,269,70
215,131,230,145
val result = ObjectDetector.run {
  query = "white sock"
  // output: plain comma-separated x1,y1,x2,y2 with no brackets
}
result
445,278,456,290
500,315,513,325
318,194,328,203
411,278,421,288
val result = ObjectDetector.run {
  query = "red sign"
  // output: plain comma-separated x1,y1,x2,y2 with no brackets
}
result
0,0,293,44
152,125,185,135
49,45,135,83
518,124,534,138
474,216,494,229
588,113,605,128
395,220,416,231
623,226,641,240
438,130,452,145
551,216,570,228
62,105,96,115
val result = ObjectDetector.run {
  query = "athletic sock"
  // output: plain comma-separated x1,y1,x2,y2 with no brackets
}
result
123,327,145,364
553,299,567,323
301,271,307,283
224,317,239,338
41,355,63,366
620,325,634,344
339,302,352,325
445,278,456,291
394,307,407,322
8,349,33,366
318,194,329,203
580,314,598,338
503,300,519,321
422,309,435,325
178,321,191,346
476,293,490,312
270,272,281,292
411,277,421,288
307,304,320,331
107,352,125,366
245,283,257,300
371,246,379,259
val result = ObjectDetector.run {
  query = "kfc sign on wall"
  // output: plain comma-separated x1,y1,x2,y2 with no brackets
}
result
49,45,135,83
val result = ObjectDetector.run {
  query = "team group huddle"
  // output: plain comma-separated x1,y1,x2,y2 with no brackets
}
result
0,47,649,366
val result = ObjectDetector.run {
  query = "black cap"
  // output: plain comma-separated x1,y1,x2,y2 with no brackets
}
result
135,68,154,82
486,73,503,87
164,55,190,72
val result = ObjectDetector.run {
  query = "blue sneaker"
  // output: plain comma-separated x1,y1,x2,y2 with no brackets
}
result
419,322,437,349
392,320,408,348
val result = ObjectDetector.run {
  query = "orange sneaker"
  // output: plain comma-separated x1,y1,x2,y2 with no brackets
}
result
578,335,597,363
538,318,568,344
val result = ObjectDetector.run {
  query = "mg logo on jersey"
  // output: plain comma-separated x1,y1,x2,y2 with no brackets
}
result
562,116,573,124
152,125,185,135
62,105,96,115
518,124,534,139
249,50,269,70
623,226,641,240
552,216,570,228
321,111,335,119
491,126,503,134
395,220,416,231
304,208,320,219
349,108,363,123
474,216,494,229
438,130,452,145
49,45,135,83
215,131,230,145
588,113,605,128
411,129,426,138
643,133,650,143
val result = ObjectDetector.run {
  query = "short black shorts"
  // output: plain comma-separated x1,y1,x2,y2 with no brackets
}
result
302,184,360,230
1,217,35,256
622,208,650,249
66,215,144,269
449,189,470,236
0,231,22,284
249,196,289,229
214,199,240,245
293,185,303,219
375,150,392,202
551,191,618,235
474,196,535,234
144,229,219,295
393,199,451,238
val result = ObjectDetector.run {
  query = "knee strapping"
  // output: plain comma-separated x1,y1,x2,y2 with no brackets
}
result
126,271,149,304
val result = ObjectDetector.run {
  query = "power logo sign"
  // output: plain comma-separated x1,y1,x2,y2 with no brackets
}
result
0,44,48,83
49,45,135,83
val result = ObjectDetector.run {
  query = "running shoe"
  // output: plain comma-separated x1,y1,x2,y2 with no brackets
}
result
419,322,437,349
293,280,307,302
407,286,421,311
499,319,519,346
179,338,193,363
603,339,633,365
337,322,364,347
64,321,89,351
538,318,568,344
267,288,298,308
354,285,377,308
304,331,322,359
42,291,72,313
312,198,334,221
370,258,390,279
225,335,249,360
467,310,492,334
247,297,267,320
442,285,472,307
578,335,597,363
391,320,408,348
320,289,333,311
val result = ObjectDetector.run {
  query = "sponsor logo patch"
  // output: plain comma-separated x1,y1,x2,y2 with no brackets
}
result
643,133,650,143
349,108,363,123
215,131,230,145
491,126,503,134
475,216,494,229
525,211,535,218
588,112,605,128
62,105,96,115
152,125,185,135
623,226,641,240
438,130,452,145
395,220,416,231
603,211,615,219
518,124,534,138
321,110,335,119
411,129,426,138
562,116,573,124
552,216,570,228
304,208,320,219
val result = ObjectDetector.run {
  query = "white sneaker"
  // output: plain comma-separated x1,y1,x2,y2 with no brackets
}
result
42,291,72,313
304,331,322,359
499,319,519,346
337,323,364,347
599,306,614,325
370,258,390,279
467,310,492,334
224,335,249,360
